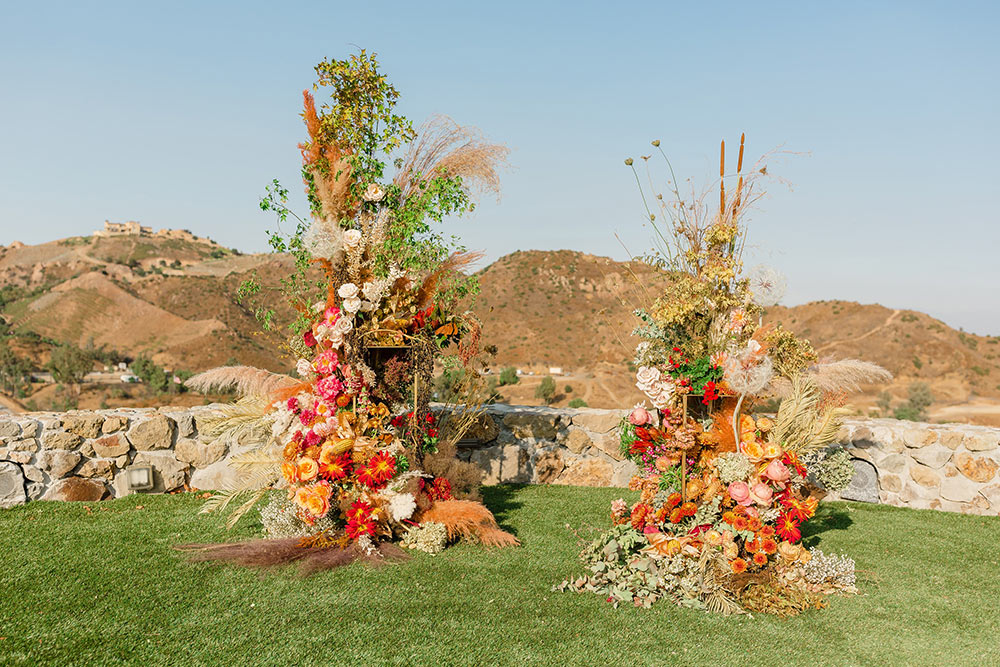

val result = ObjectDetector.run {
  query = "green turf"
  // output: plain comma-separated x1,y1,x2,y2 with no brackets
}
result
1,486,998,666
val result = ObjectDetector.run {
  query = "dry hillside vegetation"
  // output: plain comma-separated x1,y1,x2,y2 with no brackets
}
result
3,238,999,423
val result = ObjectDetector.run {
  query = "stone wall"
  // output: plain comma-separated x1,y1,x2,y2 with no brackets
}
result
1,406,998,516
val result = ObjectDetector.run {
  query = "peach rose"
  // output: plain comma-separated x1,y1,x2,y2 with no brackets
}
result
293,487,312,510
629,406,651,426
749,481,774,506
765,459,790,483
281,461,298,483
297,458,319,481
763,442,783,459
728,481,752,506
704,530,723,546
741,439,764,461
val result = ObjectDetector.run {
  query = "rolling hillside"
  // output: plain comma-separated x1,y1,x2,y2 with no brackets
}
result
3,236,999,423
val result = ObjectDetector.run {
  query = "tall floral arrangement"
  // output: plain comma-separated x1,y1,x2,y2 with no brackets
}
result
178,52,516,571
558,138,890,614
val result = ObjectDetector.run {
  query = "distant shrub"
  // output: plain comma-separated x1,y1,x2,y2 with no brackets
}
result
564,384,573,394
568,398,588,408
901,313,917,323
912,356,922,369
498,367,519,386
971,366,988,377
959,332,978,350
535,376,556,404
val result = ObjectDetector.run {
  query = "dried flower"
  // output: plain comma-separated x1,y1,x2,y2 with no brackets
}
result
747,264,787,307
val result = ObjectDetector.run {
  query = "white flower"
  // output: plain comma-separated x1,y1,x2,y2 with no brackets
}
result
748,264,787,307
385,492,417,522
360,300,376,312
333,315,354,335
295,358,314,378
362,183,385,202
337,283,360,300
314,323,333,342
343,229,362,249
650,383,675,411
635,366,662,393
342,297,362,313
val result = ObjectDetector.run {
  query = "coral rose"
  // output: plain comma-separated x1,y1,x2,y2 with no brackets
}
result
741,439,764,461
765,459,791,483
728,481,752,506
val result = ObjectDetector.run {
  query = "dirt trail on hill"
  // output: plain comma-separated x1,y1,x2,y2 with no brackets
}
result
815,309,902,354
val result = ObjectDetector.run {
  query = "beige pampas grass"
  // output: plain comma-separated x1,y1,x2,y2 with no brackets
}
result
394,115,508,201
766,359,892,398
185,365,298,400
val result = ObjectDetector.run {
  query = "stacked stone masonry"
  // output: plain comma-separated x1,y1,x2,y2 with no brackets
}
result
1,406,998,516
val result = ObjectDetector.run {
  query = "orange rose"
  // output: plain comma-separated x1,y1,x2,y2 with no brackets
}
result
303,490,330,518
298,458,319,481
293,487,312,510
281,461,298,483
742,440,764,461
283,441,300,460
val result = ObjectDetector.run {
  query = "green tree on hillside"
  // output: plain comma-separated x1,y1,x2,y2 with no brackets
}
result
0,341,31,397
48,344,92,396
535,376,556,404
498,367,519,386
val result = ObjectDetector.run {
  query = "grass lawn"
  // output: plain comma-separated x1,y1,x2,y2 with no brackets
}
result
2,485,999,666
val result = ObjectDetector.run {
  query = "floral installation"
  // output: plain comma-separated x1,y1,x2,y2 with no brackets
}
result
177,52,516,573
558,137,889,614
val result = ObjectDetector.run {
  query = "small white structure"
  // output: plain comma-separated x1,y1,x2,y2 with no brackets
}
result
548,367,564,375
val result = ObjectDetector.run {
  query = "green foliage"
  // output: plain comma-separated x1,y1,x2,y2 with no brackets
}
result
958,332,978,350
498,367,519,386
535,376,556,404
568,398,588,408
564,384,573,394
971,365,988,377
893,382,933,421
0,341,31,397
876,390,893,414
47,344,92,386
912,356,923,369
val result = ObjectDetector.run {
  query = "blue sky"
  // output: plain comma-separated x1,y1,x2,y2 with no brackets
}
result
1,1,998,333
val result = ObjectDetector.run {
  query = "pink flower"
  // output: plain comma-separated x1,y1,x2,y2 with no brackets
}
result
315,375,343,402
628,407,651,426
744,505,760,519
750,481,774,506
728,481,752,506
303,430,321,447
764,459,790,483
610,498,628,517
313,349,339,376
323,306,341,326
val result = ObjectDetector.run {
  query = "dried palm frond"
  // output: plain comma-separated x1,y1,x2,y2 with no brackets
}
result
420,499,519,548
197,396,273,445
770,376,850,454
199,459,280,529
394,115,508,201
765,359,891,398
698,548,744,616
185,366,298,400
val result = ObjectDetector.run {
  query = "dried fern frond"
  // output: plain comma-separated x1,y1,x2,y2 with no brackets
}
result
185,366,298,400
415,251,486,309
197,397,273,445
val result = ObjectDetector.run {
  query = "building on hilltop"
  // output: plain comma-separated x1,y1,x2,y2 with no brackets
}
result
92,220,216,245
93,220,152,237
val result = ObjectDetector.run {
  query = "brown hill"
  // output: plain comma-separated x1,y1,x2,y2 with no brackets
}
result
3,238,998,424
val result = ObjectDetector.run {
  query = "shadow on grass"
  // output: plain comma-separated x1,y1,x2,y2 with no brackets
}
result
801,502,854,548
481,484,525,536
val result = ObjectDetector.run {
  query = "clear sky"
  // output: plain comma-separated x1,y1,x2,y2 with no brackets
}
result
1,1,998,333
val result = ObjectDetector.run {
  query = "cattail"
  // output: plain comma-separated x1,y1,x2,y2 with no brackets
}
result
719,140,726,220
